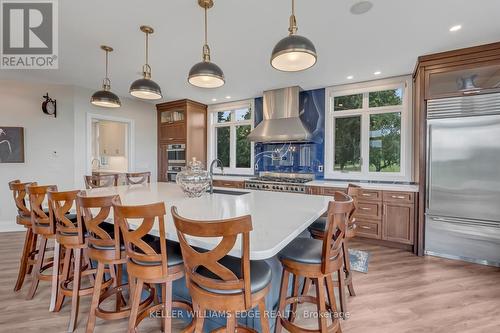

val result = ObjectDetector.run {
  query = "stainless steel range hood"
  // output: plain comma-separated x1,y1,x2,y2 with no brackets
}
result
247,86,313,143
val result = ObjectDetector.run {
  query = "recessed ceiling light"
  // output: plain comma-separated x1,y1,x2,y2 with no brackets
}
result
211,98,217,102
346,75,354,80
374,71,381,75
449,25,462,32
350,1,373,15
225,96,231,99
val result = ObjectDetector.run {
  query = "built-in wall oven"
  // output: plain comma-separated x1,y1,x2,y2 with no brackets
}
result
166,144,186,182
167,144,186,164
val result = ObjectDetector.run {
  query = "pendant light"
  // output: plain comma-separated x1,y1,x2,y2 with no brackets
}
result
188,0,225,88
271,0,317,72
129,26,163,100
91,45,121,108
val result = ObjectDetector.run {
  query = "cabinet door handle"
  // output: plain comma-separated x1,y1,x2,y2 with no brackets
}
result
362,193,374,197
359,225,371,230
360,207,371,211
391,195,406,199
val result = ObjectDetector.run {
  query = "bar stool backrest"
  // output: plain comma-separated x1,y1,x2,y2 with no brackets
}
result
322,192,353,274
27,185,58,234
171,206,254,308
77,193,121,259
48,190,83,244
346,184,361,223
9,180,37,219
113,201,168,272
84,174,118,189
125,172,151,185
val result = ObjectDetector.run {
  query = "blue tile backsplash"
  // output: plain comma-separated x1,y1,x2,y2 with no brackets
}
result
254,88,325,179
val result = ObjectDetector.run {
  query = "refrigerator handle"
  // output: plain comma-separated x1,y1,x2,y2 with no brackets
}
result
426,122,432,211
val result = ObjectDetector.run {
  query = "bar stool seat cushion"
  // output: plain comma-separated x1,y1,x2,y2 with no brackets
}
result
130,236,183,268
279,238,323,265
308,216,327,232
195,257,272,294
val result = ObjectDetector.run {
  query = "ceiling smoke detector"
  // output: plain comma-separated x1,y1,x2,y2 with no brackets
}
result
350,1,373,15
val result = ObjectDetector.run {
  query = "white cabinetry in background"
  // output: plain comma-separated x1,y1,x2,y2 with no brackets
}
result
98,121,126,156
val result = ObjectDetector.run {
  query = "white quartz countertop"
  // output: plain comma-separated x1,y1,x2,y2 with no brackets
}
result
92,169,127,174
212,175,252,182
83,182,331,260
308,180,419,192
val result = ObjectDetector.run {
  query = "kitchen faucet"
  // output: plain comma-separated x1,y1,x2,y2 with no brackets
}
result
209,158,224,194
91,158,101,170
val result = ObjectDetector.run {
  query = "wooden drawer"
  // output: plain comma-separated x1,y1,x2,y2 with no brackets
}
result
355,220,381,239
383,191,415,204
320,186,346,196
358,189,382,202
306,186,322,195
212,180,244,189
355,202,382,219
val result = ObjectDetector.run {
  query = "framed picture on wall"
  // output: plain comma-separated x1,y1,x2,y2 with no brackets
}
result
0,127,25,163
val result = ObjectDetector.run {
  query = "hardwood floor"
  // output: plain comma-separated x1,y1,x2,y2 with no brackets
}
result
1,232,499,332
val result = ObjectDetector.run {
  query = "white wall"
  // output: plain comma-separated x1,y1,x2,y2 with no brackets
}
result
72,87,157,188
0,80,156,231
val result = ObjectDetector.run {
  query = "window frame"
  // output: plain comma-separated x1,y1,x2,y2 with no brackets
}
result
207,99,255,175
324,76,413,181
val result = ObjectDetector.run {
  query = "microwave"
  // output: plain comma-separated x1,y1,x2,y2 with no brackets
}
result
167,144,186,164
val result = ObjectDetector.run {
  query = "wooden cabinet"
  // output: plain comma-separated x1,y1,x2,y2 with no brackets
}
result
156,99,207,182
308,185,416,247
212,180,245,189
383,203,414,245
159,122,185,142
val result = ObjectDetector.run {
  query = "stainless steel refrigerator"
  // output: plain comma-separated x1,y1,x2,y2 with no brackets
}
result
425,93,500,266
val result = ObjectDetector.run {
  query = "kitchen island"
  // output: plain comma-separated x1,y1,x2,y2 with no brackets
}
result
83,182,332,331
84,182,331,260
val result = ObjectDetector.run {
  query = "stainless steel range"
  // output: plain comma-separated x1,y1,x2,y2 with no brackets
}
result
245,172,313,193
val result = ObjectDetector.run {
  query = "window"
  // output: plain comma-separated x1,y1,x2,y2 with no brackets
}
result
325,76,412,181
208,100,255,174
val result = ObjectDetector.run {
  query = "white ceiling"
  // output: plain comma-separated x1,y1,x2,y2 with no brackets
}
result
2,0,500,105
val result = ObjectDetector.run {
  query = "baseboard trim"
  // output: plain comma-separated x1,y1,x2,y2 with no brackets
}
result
0,222,25,233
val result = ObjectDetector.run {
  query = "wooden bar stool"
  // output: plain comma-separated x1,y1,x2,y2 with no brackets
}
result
125,172,151,185
84,174,118,189
172,207,272,333
77,194,154,333
48,189,108,331
8,180,38,292
307,184,361,305
113,201,193,333
25,184,58,301
275,193,353,333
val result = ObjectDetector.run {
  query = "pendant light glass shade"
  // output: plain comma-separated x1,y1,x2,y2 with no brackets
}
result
271,0,317,72
91,45,121,108
188,0,225,88
130,26,162,100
